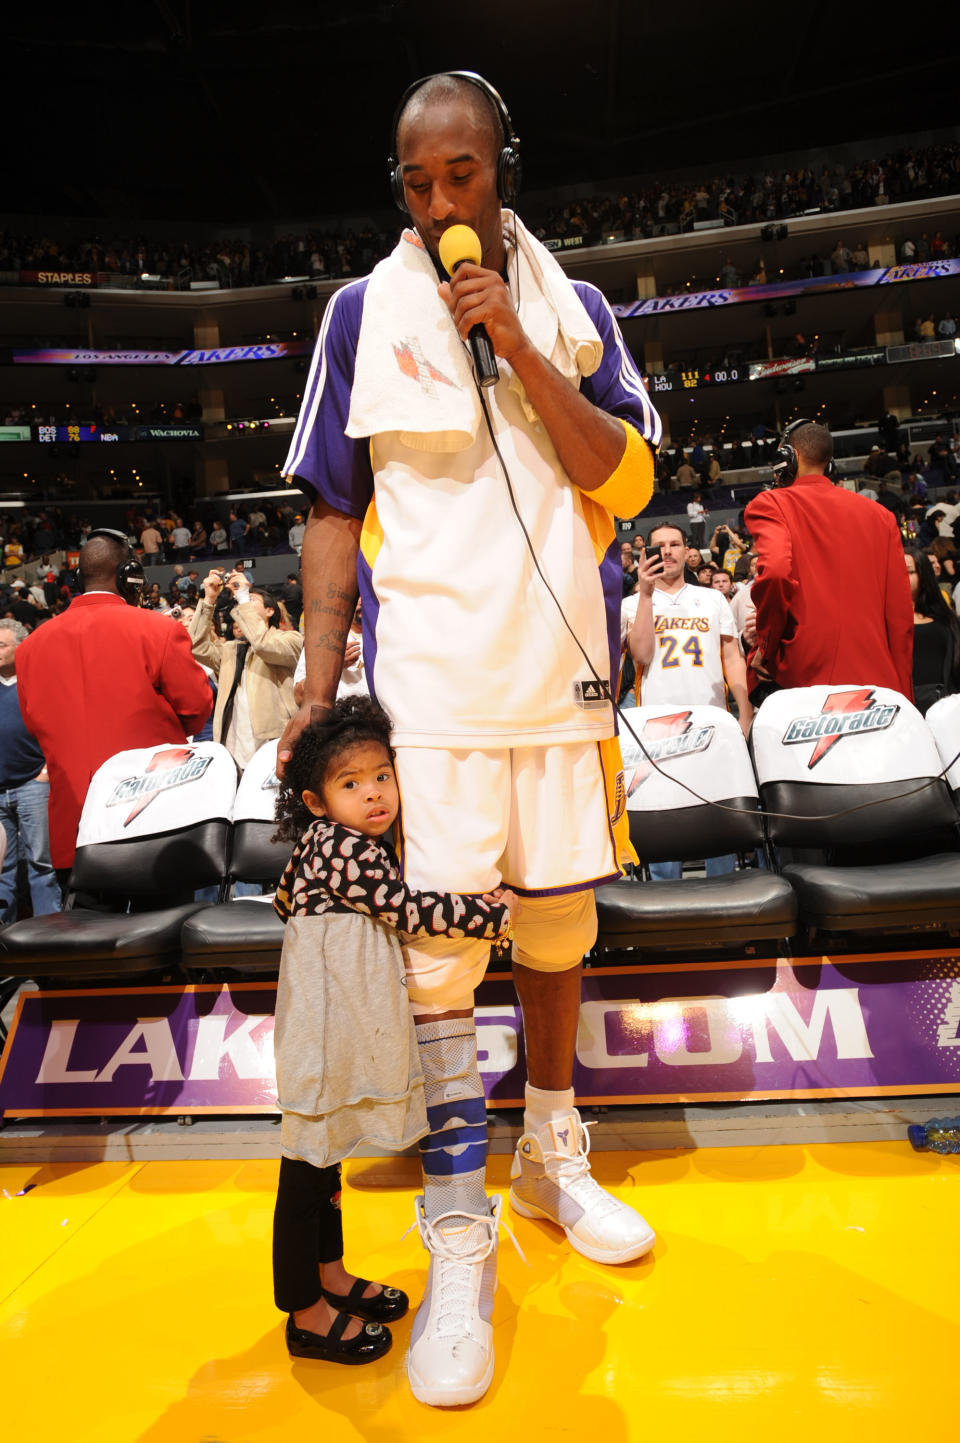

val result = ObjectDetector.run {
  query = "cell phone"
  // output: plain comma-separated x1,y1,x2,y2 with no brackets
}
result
645,544,663,567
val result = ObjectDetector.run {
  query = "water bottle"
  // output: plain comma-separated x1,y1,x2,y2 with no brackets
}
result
907,1117,960,1154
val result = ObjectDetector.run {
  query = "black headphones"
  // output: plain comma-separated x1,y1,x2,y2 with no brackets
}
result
771,418,837,486
387,70,522,214
78,527,146,606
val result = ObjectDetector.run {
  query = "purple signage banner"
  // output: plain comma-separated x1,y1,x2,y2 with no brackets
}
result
12,340,313,367
2,953,960,1117
614,258,960,319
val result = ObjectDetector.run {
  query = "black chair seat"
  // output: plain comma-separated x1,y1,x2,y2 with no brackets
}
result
181,898,285,974
0,902,208,979
782,853,960,934
596,870,797,952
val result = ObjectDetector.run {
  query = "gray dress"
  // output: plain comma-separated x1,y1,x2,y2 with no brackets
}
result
272,818,509,1169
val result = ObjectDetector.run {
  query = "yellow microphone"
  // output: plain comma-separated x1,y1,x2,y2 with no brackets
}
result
438,224,482,271
438,225,499,389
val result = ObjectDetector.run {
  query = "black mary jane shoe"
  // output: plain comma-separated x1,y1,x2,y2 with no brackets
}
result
319,1278,409,1324
286,1311,392,1365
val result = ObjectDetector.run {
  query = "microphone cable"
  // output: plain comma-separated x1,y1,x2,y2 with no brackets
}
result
475,384,960,826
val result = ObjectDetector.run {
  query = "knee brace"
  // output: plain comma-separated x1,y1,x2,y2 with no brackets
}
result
511,888,598,974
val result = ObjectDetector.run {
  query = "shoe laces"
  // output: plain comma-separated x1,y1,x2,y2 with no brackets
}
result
540,1119,623,1219
402,1197,529,1336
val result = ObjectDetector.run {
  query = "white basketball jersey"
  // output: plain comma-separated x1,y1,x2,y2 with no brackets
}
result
640,584,735,710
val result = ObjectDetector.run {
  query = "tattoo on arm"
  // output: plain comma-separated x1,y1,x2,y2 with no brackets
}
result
313,628,349,653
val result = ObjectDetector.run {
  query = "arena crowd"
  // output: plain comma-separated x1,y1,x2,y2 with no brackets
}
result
2,140,957,292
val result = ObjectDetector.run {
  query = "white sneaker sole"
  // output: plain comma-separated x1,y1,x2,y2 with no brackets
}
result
509,1185,656,1264
407,1349,495,1408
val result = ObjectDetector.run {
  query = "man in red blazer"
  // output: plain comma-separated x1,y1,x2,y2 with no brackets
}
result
744,421,914,699
16,532,213,871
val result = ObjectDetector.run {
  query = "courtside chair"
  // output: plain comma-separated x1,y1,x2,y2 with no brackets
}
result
180,738,290,978
0,741,236,987
750,685,960,945
924,693,960,807
594,704,796,961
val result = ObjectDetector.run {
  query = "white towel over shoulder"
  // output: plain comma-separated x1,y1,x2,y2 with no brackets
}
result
346,211,604,453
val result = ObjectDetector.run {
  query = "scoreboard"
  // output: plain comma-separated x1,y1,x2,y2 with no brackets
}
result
648,366,745,394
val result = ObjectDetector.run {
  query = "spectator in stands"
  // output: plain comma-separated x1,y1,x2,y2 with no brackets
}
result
696,562,716,586
189,519,208,556
139,520,163,566
928,538,958,592
4,533,25,570
32,515,57,553
923,547,954,604
929,441,957,485
709,522,746,573
729,554,757,636
209,518,228,553
675,455,698,488
0,621,60,923
620,540,639,597
189,570,302,770
228,509,249,553
145,582,170,612
624,526,751,877
743,422,914,698
281,573,304,628
904,548,960,713
15,531,212,873
686,491,707,548
710,570,736,602
876,480,907,519
7,582,41,628
288,513,306,555
171,515,191,558
940,314,957,339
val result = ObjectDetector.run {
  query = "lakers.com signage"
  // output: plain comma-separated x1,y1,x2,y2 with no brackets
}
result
1,953,959,1116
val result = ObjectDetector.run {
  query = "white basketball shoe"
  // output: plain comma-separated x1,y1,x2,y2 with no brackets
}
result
510,1110,656,1264
406,1195,500,1408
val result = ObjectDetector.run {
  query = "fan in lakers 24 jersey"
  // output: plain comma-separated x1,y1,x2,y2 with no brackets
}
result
624,523,752,730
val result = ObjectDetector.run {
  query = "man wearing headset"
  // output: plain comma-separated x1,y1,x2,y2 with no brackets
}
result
15,529,212,877
743,420,913,696
278,72,661,1405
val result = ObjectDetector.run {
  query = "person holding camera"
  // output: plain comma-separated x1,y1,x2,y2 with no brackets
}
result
625,523,752,738
188,569,302,770
625,523,752,879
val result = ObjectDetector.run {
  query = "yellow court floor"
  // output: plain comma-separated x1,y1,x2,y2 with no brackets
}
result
2,1142,958,1442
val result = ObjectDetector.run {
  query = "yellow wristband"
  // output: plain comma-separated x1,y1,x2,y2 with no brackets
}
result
585,419,655,519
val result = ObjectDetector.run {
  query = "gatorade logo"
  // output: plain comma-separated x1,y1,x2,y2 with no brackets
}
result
781,689,899,768
107,748,213,825
627,711,715,795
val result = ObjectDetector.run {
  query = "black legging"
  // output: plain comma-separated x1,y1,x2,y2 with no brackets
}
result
272,1156,345,1313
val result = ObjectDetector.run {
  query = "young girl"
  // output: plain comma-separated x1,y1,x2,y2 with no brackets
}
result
271,696,513,1365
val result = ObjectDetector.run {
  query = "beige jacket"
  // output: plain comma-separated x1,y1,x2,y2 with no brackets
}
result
189,599,302,749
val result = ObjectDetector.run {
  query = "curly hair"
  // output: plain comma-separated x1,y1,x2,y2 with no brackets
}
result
273,694,395,843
